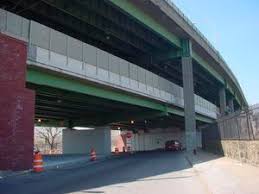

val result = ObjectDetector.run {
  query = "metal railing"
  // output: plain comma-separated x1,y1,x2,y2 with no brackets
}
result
203,105,259,140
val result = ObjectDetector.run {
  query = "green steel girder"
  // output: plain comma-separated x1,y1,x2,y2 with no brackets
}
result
35,99,113,113
225,82,242,106
26,67,214,123
27,67,167,112
194,54,242,107
196,114,214,123
34,86,142,111
108,0,181,48
192,52,224,84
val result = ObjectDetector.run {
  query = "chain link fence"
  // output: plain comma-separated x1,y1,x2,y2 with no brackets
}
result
203,105,259,141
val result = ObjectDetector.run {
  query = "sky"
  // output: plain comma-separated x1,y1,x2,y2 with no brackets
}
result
172,0,259,105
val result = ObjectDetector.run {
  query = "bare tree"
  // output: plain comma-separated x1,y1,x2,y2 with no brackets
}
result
36,127,62,152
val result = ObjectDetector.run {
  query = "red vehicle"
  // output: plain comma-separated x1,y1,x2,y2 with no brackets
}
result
165,140,182,151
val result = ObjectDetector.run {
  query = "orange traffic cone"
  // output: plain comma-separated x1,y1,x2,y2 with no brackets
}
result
90,148,96,161
114,147,119,155
33,151,44,172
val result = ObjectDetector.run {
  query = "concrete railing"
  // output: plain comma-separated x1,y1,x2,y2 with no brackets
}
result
0,9,218,119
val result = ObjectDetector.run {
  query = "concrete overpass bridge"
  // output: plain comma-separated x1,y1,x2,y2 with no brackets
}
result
0,0,247,171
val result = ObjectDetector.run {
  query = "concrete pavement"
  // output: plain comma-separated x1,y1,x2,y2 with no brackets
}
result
188,151,259,194
1,151,259,194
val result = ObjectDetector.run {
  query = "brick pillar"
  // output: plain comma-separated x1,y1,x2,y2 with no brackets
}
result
0,33,35,171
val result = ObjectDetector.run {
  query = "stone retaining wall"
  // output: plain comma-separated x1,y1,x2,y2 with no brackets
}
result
221,140,259,166
203,140,259,166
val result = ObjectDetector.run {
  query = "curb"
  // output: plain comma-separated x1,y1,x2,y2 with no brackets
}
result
0,155,116,179
0,169,32,179
184,155,193,167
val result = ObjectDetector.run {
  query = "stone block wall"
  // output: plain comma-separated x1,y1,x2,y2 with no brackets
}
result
203,139,259,166
221,140,259,166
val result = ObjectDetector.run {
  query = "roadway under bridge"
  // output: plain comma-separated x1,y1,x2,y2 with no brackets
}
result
0,0,247,171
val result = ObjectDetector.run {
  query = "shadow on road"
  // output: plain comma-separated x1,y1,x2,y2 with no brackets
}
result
0,151,222,194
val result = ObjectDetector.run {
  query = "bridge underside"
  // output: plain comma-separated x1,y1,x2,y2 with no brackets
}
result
1,0,240,107
27,67,210,129
0,0,245,171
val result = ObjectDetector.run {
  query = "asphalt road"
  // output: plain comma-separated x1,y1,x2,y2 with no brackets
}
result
0,152,211,194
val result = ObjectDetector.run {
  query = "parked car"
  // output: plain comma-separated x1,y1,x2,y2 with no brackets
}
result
165,140,182,151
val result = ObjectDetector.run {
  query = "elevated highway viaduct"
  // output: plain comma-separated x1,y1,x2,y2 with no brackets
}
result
0,0,247,170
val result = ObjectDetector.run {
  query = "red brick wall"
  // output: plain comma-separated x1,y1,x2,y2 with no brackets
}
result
0,33,35,171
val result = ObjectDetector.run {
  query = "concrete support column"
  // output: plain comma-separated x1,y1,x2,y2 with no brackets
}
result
0,33,35,171
63,126,111,156
219,87,227,116
228,98,234,113
181,39,196,152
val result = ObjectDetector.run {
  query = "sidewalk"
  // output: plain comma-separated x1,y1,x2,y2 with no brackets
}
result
0,154,109,179
186,150,259,194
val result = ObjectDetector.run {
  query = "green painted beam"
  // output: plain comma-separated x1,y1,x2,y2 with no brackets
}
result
193,51,243,107
166,106,184,117
226,82,235,95
108,0,181,48
225,82,242,106
193,51,244,107
196,114,214,123
27,67,167,111
193,52,224,84
27,67,214,123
